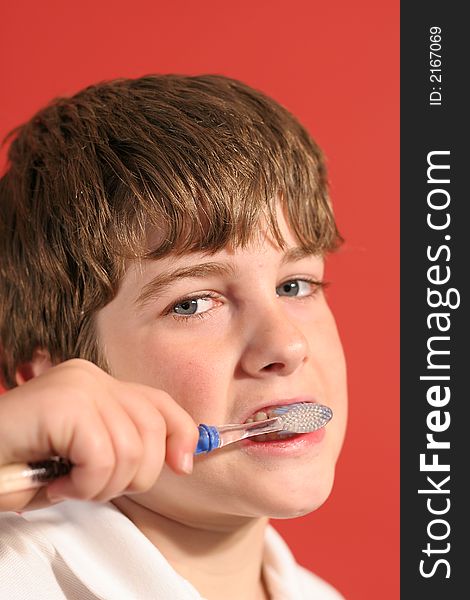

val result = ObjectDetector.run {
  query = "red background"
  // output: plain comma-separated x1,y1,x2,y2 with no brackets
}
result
0,1,399,598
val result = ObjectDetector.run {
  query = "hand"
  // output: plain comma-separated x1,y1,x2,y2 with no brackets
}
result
0,359,198,512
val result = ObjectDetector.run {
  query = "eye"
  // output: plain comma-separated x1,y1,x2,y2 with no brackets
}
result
172,295,217,316
276,279,321,298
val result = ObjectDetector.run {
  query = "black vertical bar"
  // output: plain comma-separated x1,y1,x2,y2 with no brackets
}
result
401,3,468,598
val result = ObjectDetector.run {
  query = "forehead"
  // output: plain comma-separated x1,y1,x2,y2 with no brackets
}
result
144,200,298,256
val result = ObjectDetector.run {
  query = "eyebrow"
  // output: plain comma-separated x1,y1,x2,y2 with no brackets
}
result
135,262,237,309
280,246,317,264
134,246,317,309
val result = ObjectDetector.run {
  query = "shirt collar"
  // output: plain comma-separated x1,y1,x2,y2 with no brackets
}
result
24,500,306,600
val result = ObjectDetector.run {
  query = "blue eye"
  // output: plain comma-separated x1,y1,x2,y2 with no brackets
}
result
174,299,198,315
168,279,322,322
172,296,215,316
276,279,315,297
277,281,300,297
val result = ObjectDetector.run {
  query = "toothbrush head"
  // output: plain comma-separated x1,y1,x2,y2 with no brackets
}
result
270,402,333,433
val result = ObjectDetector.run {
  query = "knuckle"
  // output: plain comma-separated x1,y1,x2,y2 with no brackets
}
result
83,435,114,461
59,359,96,384
145,387,175,410
117,438,143,466
63,358,100,373
141,412,166,436
152,389,173,403
59,360,109,393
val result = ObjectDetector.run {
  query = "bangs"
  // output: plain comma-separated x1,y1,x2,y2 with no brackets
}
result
99,75,342,260
118,178,342,261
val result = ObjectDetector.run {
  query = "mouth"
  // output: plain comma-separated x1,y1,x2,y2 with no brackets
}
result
242,398,320,443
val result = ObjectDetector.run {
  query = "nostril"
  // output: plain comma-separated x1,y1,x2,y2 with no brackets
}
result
262,362,285,372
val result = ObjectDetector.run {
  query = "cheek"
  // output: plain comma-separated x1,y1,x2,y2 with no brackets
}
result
138,344,231,421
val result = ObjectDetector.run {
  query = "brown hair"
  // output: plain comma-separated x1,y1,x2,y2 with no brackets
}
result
0,74,342,388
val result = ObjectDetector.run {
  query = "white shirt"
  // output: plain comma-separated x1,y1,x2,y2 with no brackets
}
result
0,501,344,599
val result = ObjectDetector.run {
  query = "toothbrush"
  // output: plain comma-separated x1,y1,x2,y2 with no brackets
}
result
195,402,332,454
0,402,332,494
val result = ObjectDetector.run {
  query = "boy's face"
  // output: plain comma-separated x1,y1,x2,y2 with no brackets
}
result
97,206,347,528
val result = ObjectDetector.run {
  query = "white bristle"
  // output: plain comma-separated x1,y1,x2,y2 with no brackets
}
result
271,402,333,433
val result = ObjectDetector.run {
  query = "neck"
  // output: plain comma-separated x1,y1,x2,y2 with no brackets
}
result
112,496,270,600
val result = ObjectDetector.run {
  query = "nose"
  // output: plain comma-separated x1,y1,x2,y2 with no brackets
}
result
238,304,309,377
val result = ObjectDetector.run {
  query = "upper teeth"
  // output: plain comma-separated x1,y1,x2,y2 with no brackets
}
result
245,410,270,423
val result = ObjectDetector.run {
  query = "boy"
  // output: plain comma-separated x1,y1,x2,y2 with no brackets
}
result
0,74,347,599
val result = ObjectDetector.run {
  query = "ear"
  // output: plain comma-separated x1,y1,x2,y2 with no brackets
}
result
15,349,54,386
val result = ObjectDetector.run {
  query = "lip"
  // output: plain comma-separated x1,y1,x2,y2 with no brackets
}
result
237,395,320,424
241,427,326,456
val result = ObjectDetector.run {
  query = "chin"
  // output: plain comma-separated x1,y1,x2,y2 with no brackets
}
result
253,467,336,519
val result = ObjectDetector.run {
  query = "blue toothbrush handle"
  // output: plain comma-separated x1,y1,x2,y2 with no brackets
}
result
194,424,220,454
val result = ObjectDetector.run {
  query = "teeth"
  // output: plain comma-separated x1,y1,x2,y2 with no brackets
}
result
245,408,295,442
244,409,272,424
254,411,268,421
244,408,299,442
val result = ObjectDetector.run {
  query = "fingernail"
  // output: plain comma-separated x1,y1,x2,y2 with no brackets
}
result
180,452,193,475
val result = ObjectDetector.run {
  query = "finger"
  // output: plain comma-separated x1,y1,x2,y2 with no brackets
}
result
46,403,116,502
116,394,167,493
135,386,199,475
91,397,145,501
